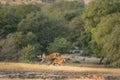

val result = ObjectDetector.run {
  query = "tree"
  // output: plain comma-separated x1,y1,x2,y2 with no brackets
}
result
83,0,120,32
0,32,21,61
43,0,84,21
0,32,40,61
0,4,41,37
81,0,120,60
0,7,20,36
40,0,85,52
92,13,120,67
47,37,71,53
18,12,68,53
68,16,84,47
14,4,41,19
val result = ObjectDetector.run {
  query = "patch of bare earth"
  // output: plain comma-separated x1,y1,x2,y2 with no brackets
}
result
0,62,120,80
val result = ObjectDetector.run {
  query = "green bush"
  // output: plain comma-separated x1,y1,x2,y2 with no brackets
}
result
47,37,71,53
20,44,40,63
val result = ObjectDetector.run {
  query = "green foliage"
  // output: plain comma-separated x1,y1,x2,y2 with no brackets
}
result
6,32,38,48
44,0,84,21
0,32,24,61
80,0,120,67
0,7,20,36
0,0,119,67
47,37,71,53
83,0,120,32
43,1,85,48
82,0,120,45
18,12,68,52
68,16,84,47
0,32,39,61
0,1,85,62
82,0,120,57
14,4,41,19
20,44,40,63
92,13,120,67
0,36,19,61
0,4,41,36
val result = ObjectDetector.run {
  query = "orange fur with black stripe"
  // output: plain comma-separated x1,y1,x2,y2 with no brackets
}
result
49,58,66,66
40,52,60,63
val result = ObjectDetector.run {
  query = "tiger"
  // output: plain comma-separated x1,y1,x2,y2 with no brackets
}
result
40,56,50,63
48,52,60,59
39,52,60,64
49,58,69,66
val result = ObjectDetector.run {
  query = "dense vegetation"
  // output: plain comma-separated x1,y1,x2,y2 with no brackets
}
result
0,0,119,67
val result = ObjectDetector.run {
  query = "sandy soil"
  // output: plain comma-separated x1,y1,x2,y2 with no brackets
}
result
0,62,120,80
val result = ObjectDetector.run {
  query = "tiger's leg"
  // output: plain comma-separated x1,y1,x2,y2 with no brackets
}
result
48,62,54,65
40,58,46,64
58,62,63,66
58,60,65,66
48,60,58,66
40,59,43,64
48,60,54,65
48,58,56,65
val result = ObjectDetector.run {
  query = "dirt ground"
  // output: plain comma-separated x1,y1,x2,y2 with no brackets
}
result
0,71,120,80
0,54,120,80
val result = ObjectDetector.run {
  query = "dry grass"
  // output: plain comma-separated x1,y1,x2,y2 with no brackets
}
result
0,78,44,80
0,78,85,80
0,78,96,80
0,62,120,75
0,78,93,80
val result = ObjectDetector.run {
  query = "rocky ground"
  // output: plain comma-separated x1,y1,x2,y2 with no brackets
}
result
0,71,120,80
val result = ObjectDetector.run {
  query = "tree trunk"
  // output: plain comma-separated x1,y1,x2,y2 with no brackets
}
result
99,57,104,64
